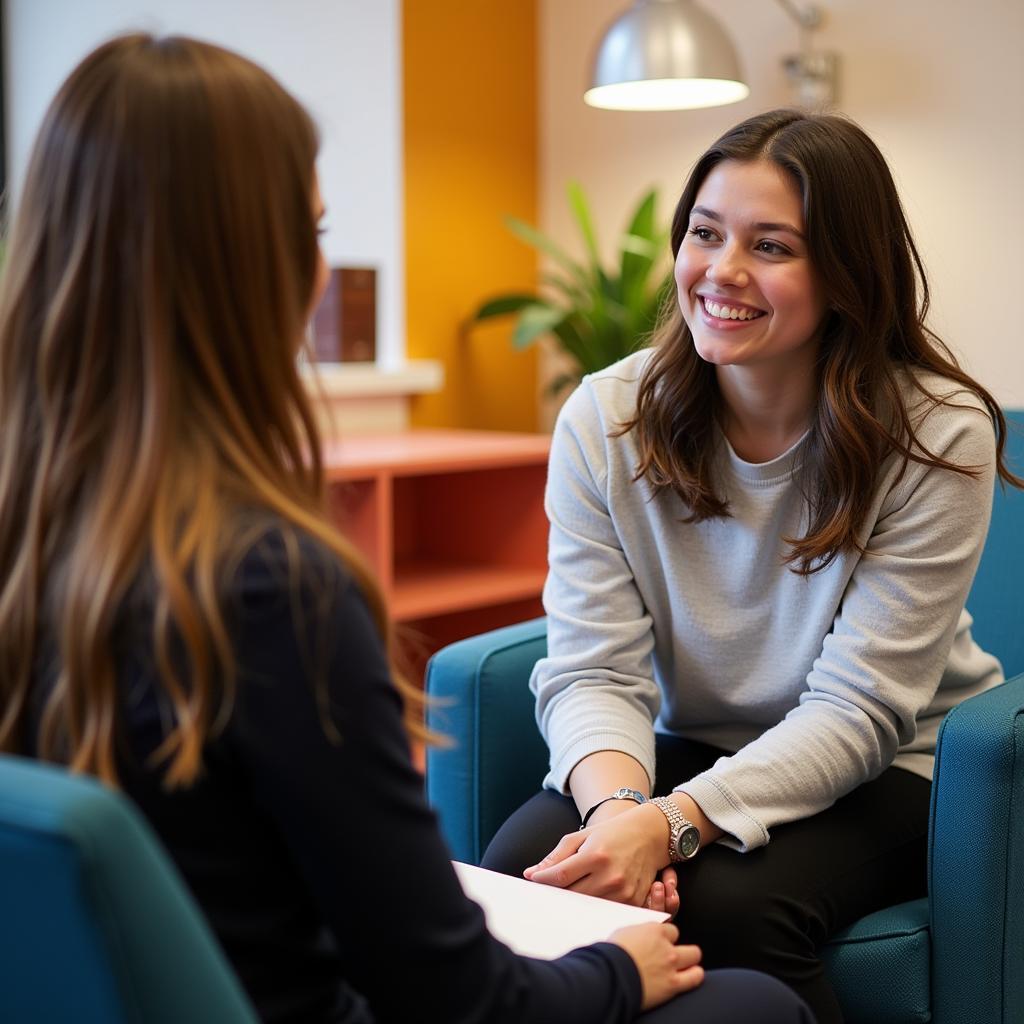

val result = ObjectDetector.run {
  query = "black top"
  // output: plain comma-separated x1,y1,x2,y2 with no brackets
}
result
45,531,643,1023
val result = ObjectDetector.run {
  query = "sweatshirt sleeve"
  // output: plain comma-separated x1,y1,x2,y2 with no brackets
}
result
677,399,998,850
226,539,642,1023
532,380,663,793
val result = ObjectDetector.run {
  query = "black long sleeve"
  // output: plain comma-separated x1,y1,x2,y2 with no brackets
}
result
114,532,642,1023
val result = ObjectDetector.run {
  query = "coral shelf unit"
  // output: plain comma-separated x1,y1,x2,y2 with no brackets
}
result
322,429,551,674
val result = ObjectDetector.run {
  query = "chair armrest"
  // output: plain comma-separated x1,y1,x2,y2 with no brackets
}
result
929,672,1024,1024
425,618,549,864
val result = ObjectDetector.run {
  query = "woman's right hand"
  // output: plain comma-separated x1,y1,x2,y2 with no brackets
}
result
524,802,669,905
608,922,704,1010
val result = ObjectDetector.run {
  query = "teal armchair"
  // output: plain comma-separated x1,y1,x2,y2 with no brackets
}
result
426,412,1024,1024
0,755,257,1024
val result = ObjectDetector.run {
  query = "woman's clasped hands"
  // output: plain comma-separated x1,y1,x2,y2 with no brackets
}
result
523,800,681,914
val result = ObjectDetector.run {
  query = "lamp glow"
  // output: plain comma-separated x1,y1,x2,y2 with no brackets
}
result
584,78,749,112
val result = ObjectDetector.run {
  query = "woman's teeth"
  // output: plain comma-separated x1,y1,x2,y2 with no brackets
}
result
703,299,764,321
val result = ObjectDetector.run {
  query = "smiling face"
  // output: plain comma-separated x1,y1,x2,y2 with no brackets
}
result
675,158,828,378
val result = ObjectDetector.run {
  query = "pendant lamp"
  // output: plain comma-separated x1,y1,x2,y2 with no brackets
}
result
585,0,749,111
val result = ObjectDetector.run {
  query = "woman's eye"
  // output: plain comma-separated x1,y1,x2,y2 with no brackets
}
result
688,227,717,242
756,240,789,256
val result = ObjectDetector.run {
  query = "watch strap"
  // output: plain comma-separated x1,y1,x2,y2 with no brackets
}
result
579,787,648,829
650,796,700,862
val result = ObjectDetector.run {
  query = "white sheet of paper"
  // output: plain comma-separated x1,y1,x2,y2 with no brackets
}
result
453,860,670,960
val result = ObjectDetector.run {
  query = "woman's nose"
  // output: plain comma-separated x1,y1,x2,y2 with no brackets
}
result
706,245,749,288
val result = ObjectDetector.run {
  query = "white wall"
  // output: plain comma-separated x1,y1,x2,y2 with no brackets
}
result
4,0,406,367
540,0,1024,407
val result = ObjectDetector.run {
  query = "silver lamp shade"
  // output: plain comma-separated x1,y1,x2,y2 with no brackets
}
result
585,0,749,111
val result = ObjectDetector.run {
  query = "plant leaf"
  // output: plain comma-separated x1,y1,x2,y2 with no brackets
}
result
540,272,588,308
505,216,589,288
562,309,619,374
549,317,591,367
472,293,544,320
621,190,665,313
511,304,566,350
639,272,674,336
596,264,621,306
620,233,662,260
567,181,601,268
625,189,658,242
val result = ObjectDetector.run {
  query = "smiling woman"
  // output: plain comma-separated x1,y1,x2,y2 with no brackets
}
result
480,108,1023,1024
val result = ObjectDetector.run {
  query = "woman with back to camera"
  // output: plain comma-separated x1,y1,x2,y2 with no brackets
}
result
481,108,1020,1023
0,35,814,1024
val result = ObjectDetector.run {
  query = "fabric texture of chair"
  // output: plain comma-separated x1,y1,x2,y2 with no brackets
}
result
426,410,1024,1024
0,754,258,1024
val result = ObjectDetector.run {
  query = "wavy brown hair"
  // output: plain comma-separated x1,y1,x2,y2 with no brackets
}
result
0,34,426,788
625,108,1020,573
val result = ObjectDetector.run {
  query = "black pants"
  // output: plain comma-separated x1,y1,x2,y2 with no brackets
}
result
482,735,932,1024
640,969,814,1023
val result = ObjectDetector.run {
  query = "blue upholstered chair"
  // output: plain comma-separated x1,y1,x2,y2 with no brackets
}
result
426,411,1024,1024
0,755,257,1024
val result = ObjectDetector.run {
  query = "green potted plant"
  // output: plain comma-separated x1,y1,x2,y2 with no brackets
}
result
470,182,673,394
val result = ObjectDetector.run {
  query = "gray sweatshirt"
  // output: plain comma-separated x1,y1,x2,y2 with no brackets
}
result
533,350,1004,851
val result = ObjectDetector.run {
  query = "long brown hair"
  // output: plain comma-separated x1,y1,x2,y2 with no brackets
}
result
0,34,425,787
625,108,1020,573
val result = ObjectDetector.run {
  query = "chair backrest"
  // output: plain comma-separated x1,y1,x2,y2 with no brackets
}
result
0,755,258,1024
966,409,1024,677
426,617,550,864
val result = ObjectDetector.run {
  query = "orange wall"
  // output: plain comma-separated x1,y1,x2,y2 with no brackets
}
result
403,1,539,431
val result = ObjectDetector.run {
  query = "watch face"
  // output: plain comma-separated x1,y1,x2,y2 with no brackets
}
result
676,825,701,859
613,788,645,803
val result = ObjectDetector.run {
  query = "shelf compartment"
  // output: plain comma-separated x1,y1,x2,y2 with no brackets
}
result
392,561,547,621
328,475,392,588
321,429,551,678
392,466,548,570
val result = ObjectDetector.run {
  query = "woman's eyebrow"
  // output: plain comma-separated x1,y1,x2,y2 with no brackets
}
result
691,205,722,222
753,220,805,239
690,205,805,240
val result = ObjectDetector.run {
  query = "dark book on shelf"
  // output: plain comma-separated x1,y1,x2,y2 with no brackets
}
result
311,267,377,362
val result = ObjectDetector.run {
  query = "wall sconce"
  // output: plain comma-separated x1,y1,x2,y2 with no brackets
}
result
777,0,839,109
584,0,840,112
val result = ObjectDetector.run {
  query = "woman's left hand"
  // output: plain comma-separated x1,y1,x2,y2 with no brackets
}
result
523,802,671,906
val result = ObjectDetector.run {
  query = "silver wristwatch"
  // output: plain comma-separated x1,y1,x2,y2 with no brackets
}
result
580,787,648,829
650,796,702,861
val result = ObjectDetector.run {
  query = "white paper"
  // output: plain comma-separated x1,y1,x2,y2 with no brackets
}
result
453,861,670,960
